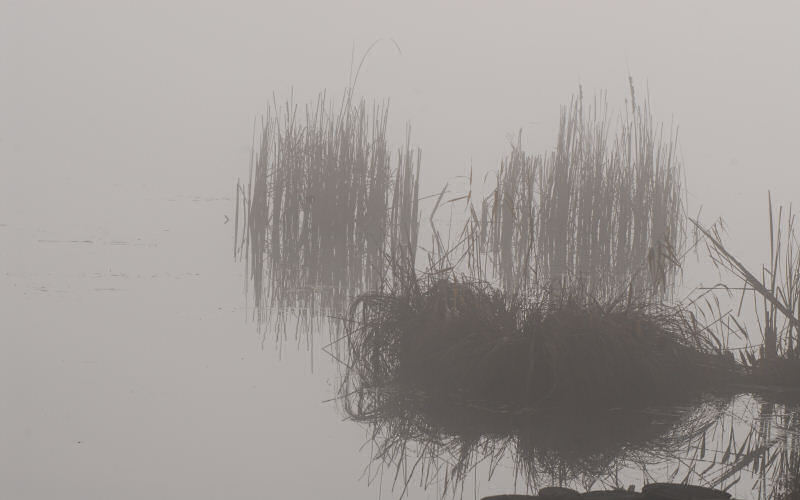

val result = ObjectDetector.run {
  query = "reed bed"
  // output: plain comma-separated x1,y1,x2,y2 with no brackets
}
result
236,81,686,338
236,90,420,330
476,81,684,299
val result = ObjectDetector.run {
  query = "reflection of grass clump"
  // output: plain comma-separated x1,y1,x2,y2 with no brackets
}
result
340,373,728,495
342,274,739,409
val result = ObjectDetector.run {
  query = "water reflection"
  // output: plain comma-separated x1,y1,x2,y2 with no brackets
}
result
338,380,800,499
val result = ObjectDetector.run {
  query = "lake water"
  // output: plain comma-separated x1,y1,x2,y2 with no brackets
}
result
3,177,798,499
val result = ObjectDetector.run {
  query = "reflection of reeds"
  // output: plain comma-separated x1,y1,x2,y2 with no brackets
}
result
662,395,800,500
237,90,420,331
342,381,800,499
340,381,728,497
481,82,684,298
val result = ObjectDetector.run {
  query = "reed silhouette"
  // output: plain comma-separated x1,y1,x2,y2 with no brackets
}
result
469,81,684,299
236,89,419,336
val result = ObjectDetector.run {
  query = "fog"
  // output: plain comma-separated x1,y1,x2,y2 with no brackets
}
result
2,2,799,499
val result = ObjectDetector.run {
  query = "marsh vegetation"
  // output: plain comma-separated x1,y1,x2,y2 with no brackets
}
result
236,89,419,336
473,82,684,299
236,81,800,498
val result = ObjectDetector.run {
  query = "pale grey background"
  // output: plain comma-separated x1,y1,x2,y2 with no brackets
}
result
2,1,799,499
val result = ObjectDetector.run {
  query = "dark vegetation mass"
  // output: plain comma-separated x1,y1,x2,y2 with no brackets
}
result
343,274,738,410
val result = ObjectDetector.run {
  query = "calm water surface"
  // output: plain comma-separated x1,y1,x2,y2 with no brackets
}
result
3,177,798,500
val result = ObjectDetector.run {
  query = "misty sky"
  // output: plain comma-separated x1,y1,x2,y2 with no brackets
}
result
3,1,799,221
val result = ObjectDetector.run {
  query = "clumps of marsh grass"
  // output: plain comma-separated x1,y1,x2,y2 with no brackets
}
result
340,272,739,413
475,80,684,299
235,89,420,333
235,80,686,340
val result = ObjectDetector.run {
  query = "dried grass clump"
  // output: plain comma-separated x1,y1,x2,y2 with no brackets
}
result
341,274,738,411
235,90,420,328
